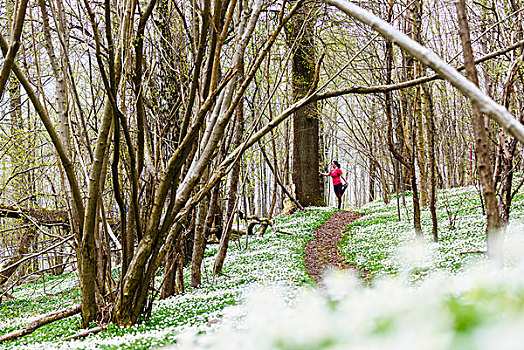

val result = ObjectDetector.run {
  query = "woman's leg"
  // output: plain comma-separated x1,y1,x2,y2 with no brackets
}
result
333,184,342,209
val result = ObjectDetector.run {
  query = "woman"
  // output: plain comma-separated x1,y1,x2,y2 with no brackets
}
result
319,161,349,209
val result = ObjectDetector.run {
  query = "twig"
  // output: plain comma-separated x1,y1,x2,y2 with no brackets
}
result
459,250,486,255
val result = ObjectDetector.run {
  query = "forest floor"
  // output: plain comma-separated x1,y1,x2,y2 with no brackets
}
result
305,210,363,284
3,184,524,349
0,208,338,350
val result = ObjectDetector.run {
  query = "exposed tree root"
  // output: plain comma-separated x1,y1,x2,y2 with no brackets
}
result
0,303,81,344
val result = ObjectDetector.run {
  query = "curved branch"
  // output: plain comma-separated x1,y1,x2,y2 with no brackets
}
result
314,39,524,99
323,0,524,144
0,0,29,98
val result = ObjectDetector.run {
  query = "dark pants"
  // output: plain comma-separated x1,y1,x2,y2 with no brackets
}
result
334,183,343,209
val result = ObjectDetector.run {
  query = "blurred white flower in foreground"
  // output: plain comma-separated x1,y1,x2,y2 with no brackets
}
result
174,227,524,350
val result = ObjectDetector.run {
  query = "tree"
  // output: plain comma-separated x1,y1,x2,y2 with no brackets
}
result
286,1,324,207
455,0,502,259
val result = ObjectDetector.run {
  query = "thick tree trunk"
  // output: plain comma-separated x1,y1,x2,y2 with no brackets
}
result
456,0,502,259
80,99,113,327
286,2,323,207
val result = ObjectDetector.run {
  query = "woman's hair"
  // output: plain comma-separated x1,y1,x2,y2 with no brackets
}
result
332,160,340,168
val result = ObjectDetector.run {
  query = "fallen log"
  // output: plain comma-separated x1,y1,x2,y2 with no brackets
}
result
0,204,119,230
0,205,68,227
275,229,294,236
63,325,107,341
0,303,81,344
0,233,75,284
0,204,72,285
0,203,118,285
0,226,37,285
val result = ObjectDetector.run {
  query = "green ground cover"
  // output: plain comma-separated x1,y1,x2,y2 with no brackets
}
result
2,184,524,349
173,187,524,350
0,207,337,350
340,185,524,280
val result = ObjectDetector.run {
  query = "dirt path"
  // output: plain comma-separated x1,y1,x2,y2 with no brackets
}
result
305,211,363,285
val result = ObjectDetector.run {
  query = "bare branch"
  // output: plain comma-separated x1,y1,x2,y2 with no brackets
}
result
314,39,524,98
323,0,524,144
